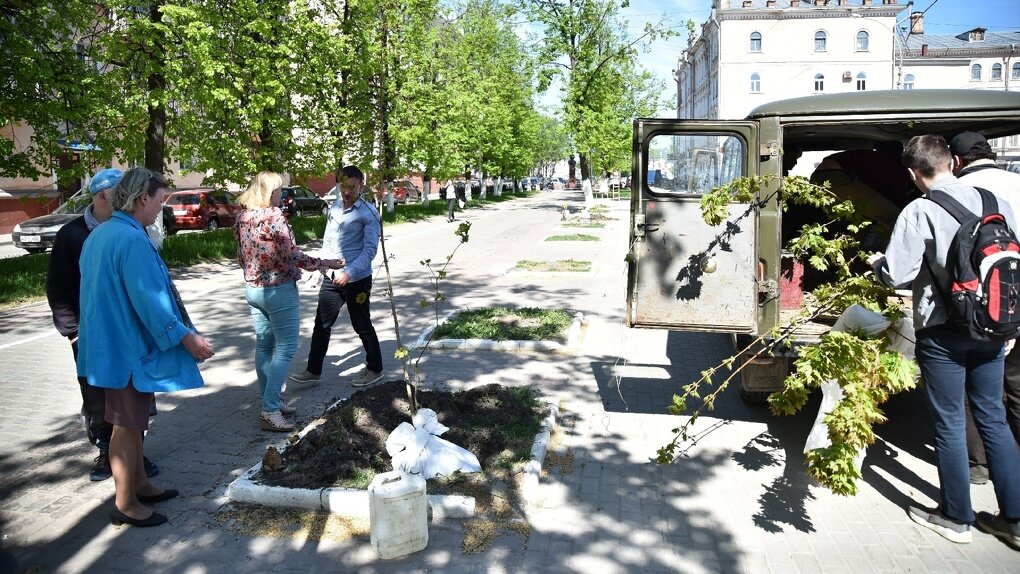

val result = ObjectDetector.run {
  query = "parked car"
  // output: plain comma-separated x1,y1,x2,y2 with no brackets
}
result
544,177,566,190
385,180,421,204
164,188,242,231
468,179,482,196
13,195,175,254
279,186,329,217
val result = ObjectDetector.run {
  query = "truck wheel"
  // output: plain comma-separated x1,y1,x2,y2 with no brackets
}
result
738,357,789,405
206,218,220,231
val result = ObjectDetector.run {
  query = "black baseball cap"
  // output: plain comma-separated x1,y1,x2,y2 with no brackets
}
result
949,131,992,156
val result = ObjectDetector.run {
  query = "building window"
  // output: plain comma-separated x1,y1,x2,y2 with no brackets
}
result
856,30,870,52
814,73,824,92
903,74,915,89
750,32,762,53
750,73,761,93
856,72,867,91
971,64,982,81
814,30,827,52
992,63,1002,80
1013,62,1020,79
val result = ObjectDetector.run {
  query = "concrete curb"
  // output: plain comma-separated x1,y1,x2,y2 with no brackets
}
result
520,402,560,502
410,311,586,353
225,395,560,521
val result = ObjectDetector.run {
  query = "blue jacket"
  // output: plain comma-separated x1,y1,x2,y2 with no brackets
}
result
77,211,204,392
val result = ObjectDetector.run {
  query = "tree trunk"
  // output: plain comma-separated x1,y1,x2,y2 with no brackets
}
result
579,153,591,182
144,3,166,174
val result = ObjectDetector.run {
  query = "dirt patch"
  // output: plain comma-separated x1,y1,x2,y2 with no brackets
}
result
256,380,546,490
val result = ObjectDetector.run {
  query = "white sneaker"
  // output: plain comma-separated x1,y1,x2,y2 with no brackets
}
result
288,371,321,385
350,368,384,387
909,506,972,544
259,410,295,432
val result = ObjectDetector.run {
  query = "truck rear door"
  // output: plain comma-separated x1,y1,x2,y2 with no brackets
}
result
627,120,760,332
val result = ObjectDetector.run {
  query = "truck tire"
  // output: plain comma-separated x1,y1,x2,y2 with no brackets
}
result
738,357,789,405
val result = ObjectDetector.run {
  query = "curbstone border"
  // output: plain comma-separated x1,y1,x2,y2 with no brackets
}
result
226,396,559,521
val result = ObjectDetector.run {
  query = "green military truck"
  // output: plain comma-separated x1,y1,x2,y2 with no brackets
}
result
626,89,1020,402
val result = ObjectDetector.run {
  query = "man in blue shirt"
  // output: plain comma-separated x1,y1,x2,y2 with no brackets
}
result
290,166,383,387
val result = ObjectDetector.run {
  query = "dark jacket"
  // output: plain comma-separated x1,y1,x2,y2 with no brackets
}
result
45,215,90,339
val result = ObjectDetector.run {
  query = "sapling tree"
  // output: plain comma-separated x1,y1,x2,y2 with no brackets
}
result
656,174,918,495
378,220,472,414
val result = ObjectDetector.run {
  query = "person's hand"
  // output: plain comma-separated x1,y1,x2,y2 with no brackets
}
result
1006,339,1016,356
327,258,344,269
866,252,885,268
183,332,214,362
332,270,351,286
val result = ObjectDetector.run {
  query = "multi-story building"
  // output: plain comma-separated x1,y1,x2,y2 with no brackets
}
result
675,0,905,121
674,0,1019,164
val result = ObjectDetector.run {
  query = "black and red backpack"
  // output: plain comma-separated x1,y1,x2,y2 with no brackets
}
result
926,187,1020,342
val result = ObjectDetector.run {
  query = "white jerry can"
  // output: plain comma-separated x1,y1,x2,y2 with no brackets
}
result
369,471,428,559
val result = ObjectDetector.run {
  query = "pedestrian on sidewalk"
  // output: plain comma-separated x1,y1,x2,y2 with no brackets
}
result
78,168,214,528
233,172,344,432
290,165,384,388
948,132,1020,487
868,134,1020,549
444,179,457,222
45,168,159,482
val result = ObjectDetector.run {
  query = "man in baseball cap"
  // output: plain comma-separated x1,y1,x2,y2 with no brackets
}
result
89,168,124,195
45,167,160,481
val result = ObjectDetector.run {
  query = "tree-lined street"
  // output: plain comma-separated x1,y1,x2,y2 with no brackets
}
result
1,192,1017,572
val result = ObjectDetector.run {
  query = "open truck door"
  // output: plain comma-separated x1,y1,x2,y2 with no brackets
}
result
627,120,762,333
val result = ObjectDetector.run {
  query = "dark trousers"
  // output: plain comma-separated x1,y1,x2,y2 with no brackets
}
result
916,324,1020,523
446,198,456,221
305,275,382,375
71,340,112,452
967,343,1020,467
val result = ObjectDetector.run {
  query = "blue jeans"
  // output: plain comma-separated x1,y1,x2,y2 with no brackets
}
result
916,324,1020,523
245,281,300,412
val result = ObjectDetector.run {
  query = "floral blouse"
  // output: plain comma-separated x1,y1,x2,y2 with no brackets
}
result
234,207,328,287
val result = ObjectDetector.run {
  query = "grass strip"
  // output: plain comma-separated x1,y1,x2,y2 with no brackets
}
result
544,234,599,242
561,222,604,229
0,253,49,309
432,306,573,341
514,259,591,272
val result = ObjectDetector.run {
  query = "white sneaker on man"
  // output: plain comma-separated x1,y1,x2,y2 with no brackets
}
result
350,368,384,387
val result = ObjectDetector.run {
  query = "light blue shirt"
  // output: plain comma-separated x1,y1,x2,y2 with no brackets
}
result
77,211,203,392
322,197,380,282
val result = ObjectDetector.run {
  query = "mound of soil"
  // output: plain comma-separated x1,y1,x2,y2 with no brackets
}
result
257,381,546,489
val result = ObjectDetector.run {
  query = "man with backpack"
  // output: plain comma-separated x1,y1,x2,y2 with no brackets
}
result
867,134,1020,549
950,131,1020,487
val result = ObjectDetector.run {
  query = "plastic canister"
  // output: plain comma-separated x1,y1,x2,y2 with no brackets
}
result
369,470,428,559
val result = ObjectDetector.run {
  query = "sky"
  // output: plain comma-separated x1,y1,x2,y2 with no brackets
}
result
540,0,1020,113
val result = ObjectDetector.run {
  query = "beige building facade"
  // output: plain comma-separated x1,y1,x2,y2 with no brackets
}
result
674,0,1019,166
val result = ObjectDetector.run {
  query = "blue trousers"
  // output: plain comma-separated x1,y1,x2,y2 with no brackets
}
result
245,281,300,412
916,324,1020,523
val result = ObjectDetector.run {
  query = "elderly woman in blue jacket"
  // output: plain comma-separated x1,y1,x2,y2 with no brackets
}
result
78,167,214,528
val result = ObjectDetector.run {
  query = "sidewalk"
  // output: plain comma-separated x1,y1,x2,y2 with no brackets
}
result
1,192,1018,573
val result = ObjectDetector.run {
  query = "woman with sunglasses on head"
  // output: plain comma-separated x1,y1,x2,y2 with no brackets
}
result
234,172,344,432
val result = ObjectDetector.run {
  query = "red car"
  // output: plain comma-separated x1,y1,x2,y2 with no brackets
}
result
164,188,243,231
386,180,421,204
